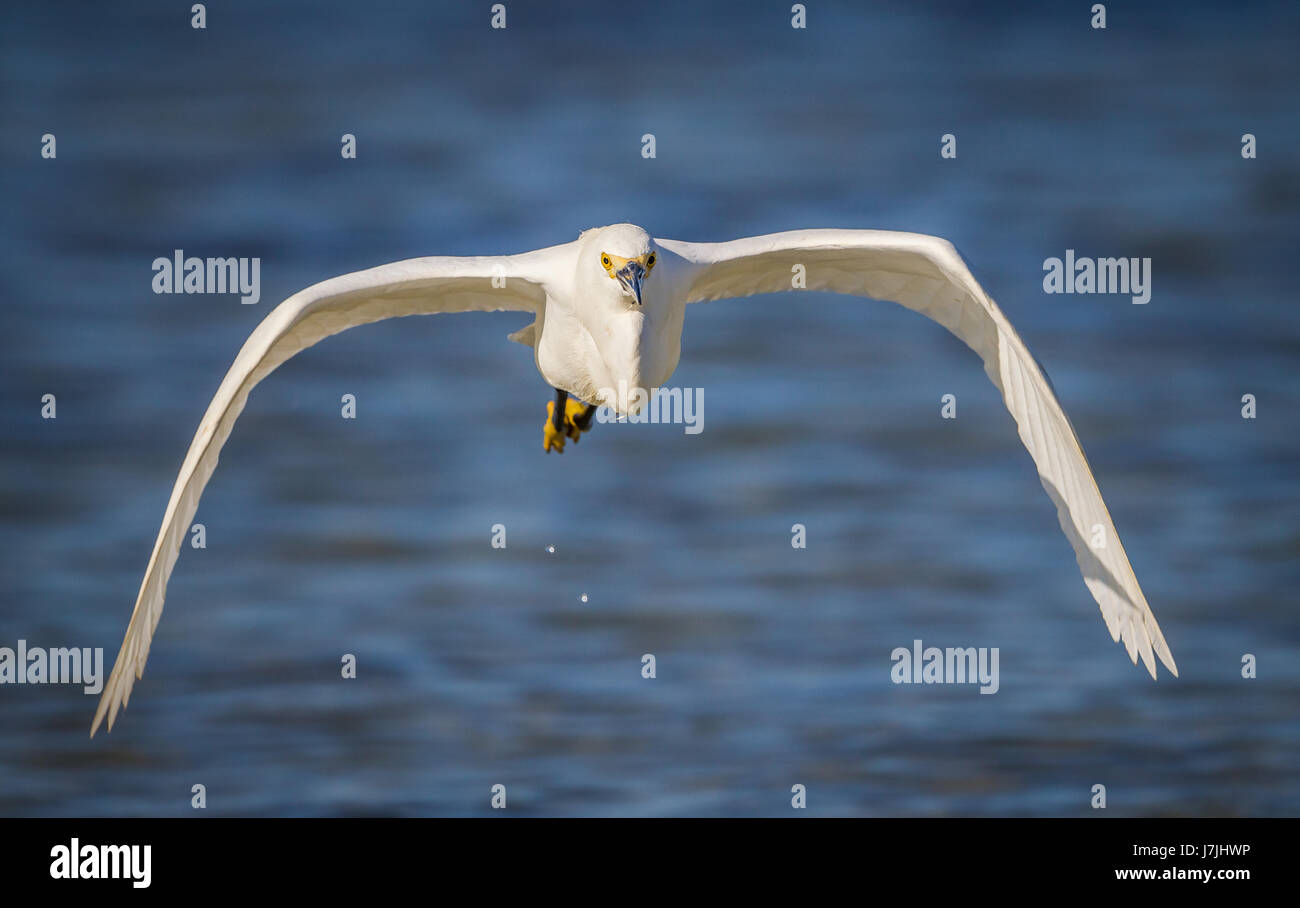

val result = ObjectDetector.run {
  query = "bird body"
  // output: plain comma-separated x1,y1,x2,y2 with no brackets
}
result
91,224,1177,736
533,224,684,409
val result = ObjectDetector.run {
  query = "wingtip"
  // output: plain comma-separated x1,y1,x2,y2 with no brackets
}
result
1145,637,1178,680
1152,628,1179,679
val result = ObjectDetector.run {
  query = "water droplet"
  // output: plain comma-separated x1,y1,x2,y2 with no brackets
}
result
546,545,555,554
579,593,588,603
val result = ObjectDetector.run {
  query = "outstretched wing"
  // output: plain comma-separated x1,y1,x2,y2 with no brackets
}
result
656,229,1176,680
93,249,562,735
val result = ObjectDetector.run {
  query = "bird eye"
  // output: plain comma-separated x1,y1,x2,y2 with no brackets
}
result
601,254,611,268
646,253,656,268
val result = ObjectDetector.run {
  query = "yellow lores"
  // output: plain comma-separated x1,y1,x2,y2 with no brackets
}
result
600,250,656,277
541,249,658,452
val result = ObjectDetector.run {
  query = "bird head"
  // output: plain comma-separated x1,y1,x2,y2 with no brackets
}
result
599,249,656,306
583,224,657,307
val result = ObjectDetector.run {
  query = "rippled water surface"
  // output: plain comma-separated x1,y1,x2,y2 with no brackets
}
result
1,1,1297,815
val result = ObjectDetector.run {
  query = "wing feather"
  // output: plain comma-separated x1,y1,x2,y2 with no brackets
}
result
92,251,558,735
657,229,1176,679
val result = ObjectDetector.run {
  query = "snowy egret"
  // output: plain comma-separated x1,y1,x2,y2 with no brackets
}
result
92,224,1176,736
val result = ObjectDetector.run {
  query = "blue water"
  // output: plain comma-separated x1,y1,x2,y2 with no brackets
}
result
1,1,1297,816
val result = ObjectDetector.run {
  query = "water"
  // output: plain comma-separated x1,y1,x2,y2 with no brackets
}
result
1,0,1297,816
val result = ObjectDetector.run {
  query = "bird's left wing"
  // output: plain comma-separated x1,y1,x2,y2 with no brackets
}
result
656,229,1176,680
92,248,565,736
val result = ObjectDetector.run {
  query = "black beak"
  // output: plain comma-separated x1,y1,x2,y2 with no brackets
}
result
616,262,645,305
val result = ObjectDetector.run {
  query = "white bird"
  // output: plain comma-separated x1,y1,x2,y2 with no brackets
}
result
92,224,1177,735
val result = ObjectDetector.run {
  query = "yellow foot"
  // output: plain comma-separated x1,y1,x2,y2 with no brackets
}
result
543,399,594,453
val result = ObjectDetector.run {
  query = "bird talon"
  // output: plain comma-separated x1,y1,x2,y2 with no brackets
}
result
545,398,595,451
543,401,567,453
562,398,592,441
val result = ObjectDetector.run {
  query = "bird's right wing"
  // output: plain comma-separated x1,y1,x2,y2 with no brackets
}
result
93,248,566,736
657,229,1176,681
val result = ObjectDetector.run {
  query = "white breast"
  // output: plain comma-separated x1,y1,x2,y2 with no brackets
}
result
534,294,684,413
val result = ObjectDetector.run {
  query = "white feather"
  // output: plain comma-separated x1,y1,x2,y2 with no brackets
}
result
657,229,1176,680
